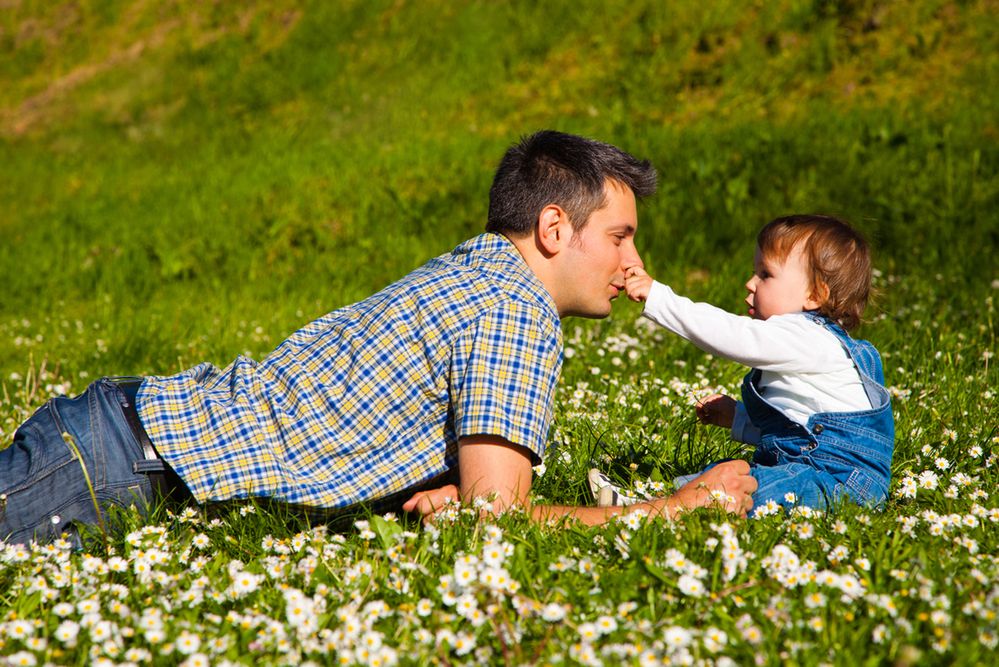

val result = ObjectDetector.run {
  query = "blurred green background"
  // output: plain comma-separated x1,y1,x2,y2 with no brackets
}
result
1,0,996,383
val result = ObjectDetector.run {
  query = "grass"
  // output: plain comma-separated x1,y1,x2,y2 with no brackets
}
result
1,0,997,664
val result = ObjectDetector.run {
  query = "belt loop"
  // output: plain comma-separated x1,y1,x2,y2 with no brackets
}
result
109,376,193,505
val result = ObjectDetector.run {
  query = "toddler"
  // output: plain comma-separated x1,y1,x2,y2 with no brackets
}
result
590,214,894,512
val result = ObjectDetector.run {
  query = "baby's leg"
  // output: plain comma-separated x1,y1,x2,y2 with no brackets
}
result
749,463,843,512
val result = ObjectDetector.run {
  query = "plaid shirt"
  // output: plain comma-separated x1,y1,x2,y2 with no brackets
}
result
137,234,563,508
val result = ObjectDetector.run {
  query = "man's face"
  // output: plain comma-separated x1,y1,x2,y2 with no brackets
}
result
558,181,642,318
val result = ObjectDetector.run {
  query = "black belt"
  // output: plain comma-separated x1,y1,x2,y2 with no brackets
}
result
108,377,192,504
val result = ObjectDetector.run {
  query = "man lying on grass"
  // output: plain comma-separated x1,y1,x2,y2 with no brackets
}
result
0,130,756,546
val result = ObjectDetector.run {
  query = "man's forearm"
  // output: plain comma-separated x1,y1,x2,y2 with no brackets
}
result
531,462,758,525
528,499,676,526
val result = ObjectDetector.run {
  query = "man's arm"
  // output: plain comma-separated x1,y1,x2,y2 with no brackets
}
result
404,435,757,525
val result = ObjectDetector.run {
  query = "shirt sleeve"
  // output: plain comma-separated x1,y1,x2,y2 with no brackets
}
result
643,281,846,373
450,299,563,464
731,401,762,445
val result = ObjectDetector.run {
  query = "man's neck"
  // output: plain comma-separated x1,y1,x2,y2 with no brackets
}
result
505,232,563,317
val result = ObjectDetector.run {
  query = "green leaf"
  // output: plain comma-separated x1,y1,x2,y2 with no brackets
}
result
369,514,403,550
640,556,674,587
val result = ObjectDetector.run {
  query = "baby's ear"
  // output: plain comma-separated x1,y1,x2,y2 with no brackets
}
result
806,280,830,310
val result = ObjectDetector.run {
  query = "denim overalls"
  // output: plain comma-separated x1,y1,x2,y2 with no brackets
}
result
742,313,894,510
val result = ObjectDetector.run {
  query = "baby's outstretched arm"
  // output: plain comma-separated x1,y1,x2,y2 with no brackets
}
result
625,266,655,302
695,393,737,428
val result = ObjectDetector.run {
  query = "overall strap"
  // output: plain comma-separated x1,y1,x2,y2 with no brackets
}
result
802,312,887,398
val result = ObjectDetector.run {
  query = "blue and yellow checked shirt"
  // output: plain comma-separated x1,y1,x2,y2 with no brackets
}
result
137,234,563,508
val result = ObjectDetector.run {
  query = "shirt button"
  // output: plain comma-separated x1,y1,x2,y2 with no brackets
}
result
813,424,824,434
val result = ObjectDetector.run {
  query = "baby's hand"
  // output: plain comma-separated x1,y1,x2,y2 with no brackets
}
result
695,394,737,428
625,266,654,302
402,484,459,520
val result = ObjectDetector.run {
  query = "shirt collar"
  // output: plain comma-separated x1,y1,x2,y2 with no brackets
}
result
453,233,561,325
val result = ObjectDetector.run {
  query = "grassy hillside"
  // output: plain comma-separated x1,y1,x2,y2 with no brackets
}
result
1,0,995,379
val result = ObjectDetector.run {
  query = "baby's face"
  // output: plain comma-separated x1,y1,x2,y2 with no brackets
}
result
744,243,822,320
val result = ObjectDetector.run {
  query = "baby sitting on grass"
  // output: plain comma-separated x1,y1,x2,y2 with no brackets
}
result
590,214,895,514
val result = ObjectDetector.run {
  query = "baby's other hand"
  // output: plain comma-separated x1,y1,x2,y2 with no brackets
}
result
625,266,654,302
695,394,737,428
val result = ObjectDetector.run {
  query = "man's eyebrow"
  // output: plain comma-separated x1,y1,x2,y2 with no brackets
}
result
611,224,636,235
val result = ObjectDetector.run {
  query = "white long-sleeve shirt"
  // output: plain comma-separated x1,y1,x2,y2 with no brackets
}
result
643,281,872,441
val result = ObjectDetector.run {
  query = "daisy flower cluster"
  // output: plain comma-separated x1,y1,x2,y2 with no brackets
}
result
1,476,993,666
894,441,994,503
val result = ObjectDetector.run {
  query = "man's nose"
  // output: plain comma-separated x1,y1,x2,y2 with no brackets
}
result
621,242,644,272
745,276,756,292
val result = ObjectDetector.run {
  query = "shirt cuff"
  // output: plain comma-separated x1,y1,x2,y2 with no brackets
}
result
642,280,670,316
731,401,762,445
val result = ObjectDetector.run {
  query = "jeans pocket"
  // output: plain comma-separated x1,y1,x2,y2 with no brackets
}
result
843,468,884,504
7,404,80,485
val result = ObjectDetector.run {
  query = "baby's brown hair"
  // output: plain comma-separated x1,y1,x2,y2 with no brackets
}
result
757,214,872,331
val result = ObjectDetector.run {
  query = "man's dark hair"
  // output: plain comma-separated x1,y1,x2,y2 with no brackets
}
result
486,130,657,236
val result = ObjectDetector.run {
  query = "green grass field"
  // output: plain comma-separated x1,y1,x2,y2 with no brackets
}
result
1,1,997,664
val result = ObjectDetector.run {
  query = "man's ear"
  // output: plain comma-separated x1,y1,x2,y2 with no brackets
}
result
536,204,569,255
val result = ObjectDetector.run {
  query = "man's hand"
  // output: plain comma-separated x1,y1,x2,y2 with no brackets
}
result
655,460,757,517
402,484,459,519
624,266,654,302
403,436,534,522
695,393,737,428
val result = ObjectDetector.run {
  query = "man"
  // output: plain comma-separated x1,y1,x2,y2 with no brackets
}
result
1,131,756,545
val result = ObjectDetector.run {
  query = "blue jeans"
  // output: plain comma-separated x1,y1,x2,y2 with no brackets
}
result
0,379,154,546
747,461,847,510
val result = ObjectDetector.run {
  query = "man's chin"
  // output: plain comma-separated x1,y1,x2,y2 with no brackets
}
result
567,304,614,320
596,300,616,318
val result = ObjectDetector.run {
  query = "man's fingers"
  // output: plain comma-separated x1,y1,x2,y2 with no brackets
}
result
665,460,757,518
413,494,433,515
404,492,433,514
717,488,754,516
401,493,421,512
404,491,448,516
720,459,751,475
